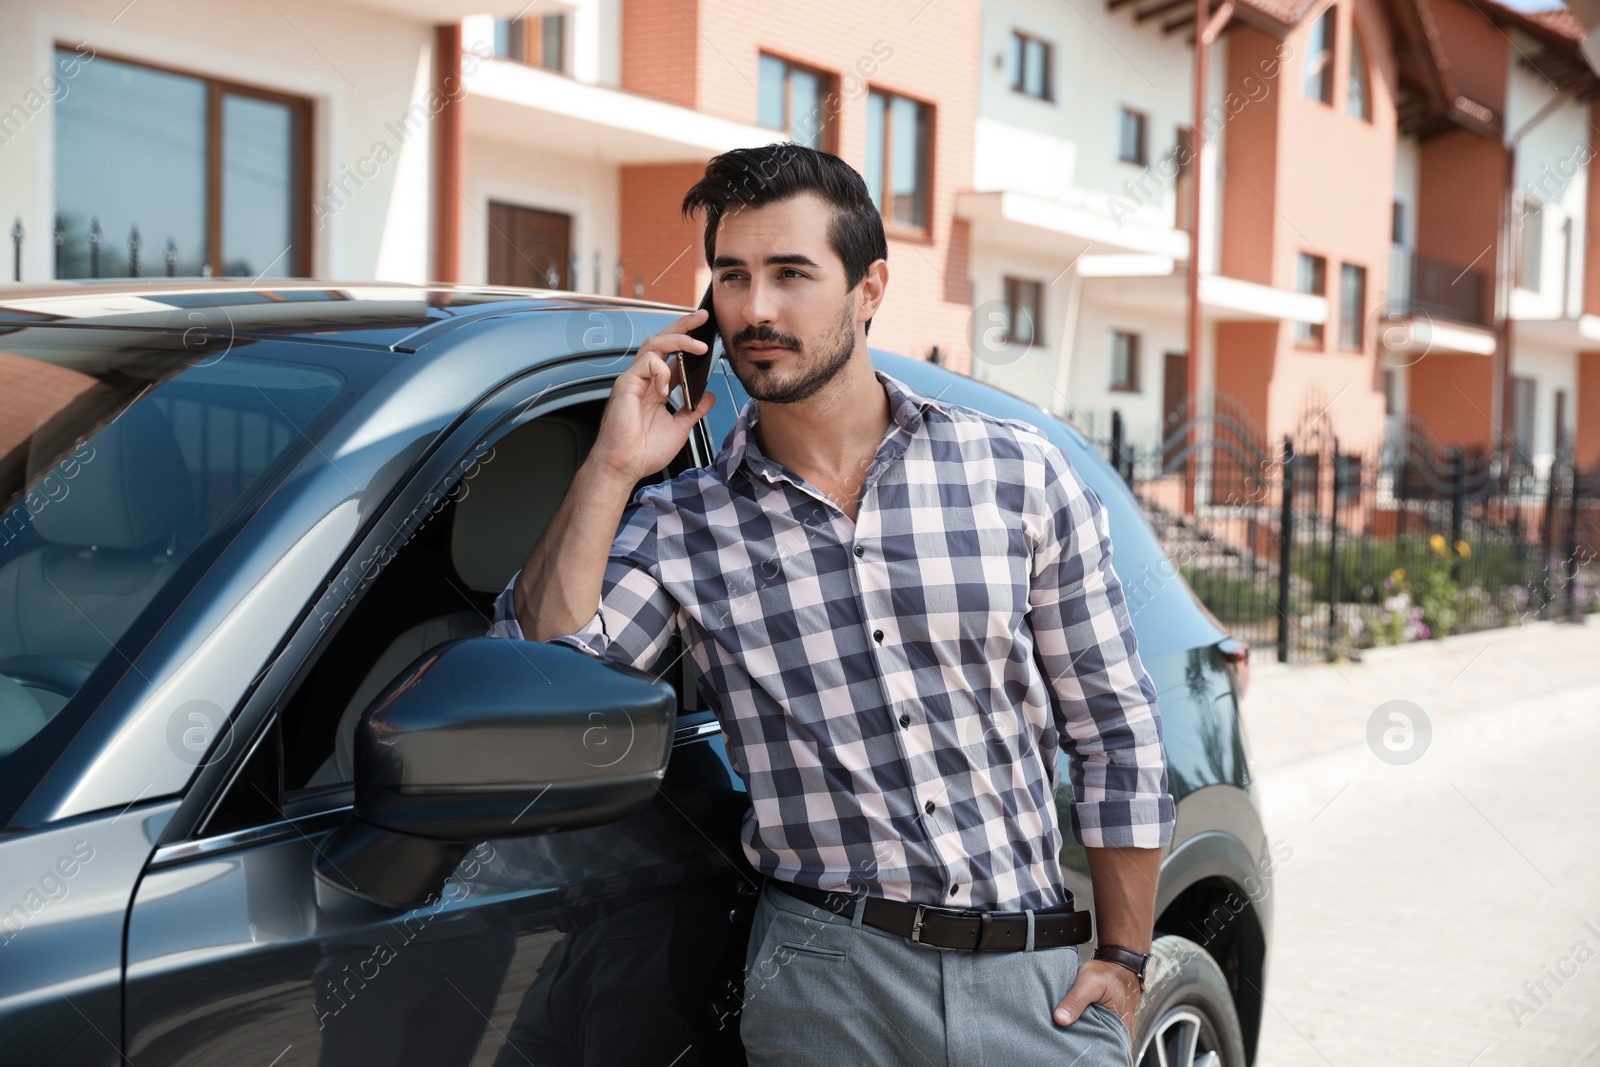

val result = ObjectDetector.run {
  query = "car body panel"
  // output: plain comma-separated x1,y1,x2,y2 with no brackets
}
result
0,283,1269,1064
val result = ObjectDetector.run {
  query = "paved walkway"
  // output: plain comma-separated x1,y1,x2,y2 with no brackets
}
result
1242,616,1600,1067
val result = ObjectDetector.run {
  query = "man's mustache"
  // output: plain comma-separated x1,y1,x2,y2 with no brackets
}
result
733,326,799,350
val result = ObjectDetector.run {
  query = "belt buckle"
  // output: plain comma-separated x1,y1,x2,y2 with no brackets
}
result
910,903,929,946
909,902,974,947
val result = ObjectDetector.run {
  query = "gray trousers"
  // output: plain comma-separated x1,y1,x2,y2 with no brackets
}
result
740,880,1134,1067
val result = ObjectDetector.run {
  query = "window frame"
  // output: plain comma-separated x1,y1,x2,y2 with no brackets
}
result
757,51,838,152
1010,31,1054,102
1512,375,1537,460
1517,195,1544,292
1002,275,1044,347
866,86,934,234
1303,7,1336,105
1347,24,1372,121
493,12,568,72
1338,262,1367,351
1117,106,1148,166
1110,330,1141,393
51,42,314,279
1295,252,1328,348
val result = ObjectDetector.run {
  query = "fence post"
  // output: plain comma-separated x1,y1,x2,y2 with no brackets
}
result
1327,436,1341,654
1277,434,1295,663
1450,445,1466,584
1566,452,1582,622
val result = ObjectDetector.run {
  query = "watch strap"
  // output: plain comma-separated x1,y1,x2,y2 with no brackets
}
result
1093,943,1150,990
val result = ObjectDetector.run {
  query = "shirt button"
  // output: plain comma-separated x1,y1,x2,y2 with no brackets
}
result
924,800,936,815
873,629,884,643
949,885,959,896
853,544,864,558
898,714,910,728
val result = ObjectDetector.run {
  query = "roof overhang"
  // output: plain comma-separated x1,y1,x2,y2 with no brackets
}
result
464,57,785,163
956,190,1191,260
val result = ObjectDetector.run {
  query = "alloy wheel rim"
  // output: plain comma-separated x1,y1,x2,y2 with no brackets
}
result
1135,1006,1221,1067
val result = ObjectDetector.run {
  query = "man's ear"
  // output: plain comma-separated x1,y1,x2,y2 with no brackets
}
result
856,259,889,325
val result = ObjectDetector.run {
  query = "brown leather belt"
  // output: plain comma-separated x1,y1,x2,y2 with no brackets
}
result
770,879,1093,951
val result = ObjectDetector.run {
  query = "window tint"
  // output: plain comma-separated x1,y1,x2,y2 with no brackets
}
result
0,332,345,774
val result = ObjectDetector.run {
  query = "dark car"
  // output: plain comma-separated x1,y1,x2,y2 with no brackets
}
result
0,281,1272,1067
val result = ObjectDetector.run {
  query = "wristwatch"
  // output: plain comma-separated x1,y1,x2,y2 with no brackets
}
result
1093,943,1151,992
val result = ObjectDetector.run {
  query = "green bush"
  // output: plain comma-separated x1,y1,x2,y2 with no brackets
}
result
1292,534,1531,605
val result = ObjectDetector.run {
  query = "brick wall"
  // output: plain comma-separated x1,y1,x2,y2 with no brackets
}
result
620,0,699,107
618,0,981,372
1215,0,1393,453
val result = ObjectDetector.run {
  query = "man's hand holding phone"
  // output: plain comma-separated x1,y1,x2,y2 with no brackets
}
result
587,305,718,488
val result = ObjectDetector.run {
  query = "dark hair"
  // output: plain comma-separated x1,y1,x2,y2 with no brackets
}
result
681,142,887,335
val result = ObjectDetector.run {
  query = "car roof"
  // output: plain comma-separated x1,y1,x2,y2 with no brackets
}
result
0,279,688,351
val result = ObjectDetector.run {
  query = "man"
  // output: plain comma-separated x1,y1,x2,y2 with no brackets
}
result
488,143,1174,1065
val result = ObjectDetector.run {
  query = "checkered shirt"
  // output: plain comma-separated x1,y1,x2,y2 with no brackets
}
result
489,368,1175,911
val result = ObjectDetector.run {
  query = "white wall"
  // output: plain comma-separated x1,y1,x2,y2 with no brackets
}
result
965,241,1076,409
974,0,1197,231
1511,342,1578,467
461,135,618,289
1069,289,1187,443
1506,37,1590,320
0,0,437,285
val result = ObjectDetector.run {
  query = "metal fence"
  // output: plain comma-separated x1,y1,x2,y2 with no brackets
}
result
1097,398,1600,663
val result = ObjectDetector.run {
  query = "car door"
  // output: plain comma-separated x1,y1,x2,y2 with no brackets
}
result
121,354,756,1067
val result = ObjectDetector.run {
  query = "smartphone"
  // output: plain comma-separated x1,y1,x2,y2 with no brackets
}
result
671,282,718,410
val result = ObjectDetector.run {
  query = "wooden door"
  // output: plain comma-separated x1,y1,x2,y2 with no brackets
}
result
487,202,571,289
1161,351,1188,470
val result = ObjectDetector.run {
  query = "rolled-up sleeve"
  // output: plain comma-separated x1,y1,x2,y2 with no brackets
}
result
486,486,680,672
1025,437,1175,850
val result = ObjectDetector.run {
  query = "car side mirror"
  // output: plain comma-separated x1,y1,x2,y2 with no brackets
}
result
312,636,676,908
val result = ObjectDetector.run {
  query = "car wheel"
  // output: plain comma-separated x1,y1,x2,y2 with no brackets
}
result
1130,934,1248,1067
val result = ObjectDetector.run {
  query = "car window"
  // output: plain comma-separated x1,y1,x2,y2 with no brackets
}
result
0,329,350,791
271,393,704,801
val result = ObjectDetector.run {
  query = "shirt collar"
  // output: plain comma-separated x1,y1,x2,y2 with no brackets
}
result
713,368,945,485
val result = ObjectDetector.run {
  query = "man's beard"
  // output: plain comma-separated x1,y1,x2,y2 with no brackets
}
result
733,298,857,405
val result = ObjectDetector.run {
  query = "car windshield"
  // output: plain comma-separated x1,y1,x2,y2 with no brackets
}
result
0,327,351,776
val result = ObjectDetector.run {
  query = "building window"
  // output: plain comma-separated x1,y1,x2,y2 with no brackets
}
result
52,48,309,279
493,13,567,71
1295,252,1327,346
1339,263,1366,350
866,89,931,230
1512,376,1537,459
1110,330,1141,392
1382,368,1398,414
1117,107,1147,166
1554,388,1568,452
1011,32,1053,101
1303,7,1335,104
1391,200,1406,244
1517,196,1544,292
1003,277,1043,346
1347,29,1371,120
759,53,833,150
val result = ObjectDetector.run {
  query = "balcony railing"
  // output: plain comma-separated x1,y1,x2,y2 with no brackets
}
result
1388,244,1492,328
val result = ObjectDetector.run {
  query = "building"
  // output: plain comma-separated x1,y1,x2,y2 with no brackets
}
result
0,0,977,376
1,0,1593,485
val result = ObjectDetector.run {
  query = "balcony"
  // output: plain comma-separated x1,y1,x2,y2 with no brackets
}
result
1388,244,1492,328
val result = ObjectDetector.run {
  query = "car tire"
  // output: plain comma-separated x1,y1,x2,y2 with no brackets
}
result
1129,934,1248,1067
